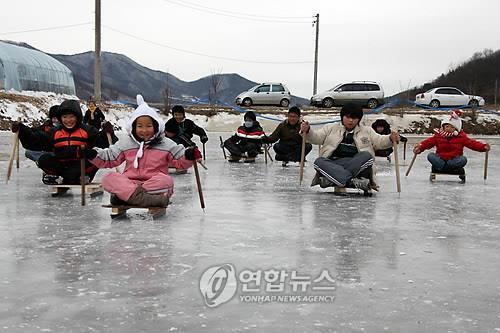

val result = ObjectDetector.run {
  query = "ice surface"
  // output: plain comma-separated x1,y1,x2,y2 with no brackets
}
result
0,131,499,332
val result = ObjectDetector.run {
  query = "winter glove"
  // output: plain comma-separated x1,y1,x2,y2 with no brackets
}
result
11,121,22,133
185,147,202,161
102,121,114,134
82,148,98,160
200,135,208,144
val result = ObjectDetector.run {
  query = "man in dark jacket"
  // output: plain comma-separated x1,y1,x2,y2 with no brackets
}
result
12,100,109,185
263,106,312,166
83,100,106,130
165,105,208,148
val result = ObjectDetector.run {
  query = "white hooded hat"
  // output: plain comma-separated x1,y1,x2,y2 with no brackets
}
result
442,109,463,135
127,94,165,168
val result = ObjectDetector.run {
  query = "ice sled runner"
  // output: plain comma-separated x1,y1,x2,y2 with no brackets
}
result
51,183,104,197
102,204,167,219
333,186,374,197
429,167,466,183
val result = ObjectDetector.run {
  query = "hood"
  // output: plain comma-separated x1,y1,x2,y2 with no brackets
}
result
126,94,165,142
57,100,83,130
372,119,390,133
126,95,166,169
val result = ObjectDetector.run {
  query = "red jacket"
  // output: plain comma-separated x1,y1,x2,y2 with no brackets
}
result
419,131,488,161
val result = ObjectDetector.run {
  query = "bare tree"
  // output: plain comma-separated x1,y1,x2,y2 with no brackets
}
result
208,67,224,113
162,71,172,116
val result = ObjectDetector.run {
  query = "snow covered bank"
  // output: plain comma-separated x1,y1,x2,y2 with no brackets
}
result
1,90,500,134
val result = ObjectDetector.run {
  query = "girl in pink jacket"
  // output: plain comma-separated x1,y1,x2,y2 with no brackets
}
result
85,95,197,207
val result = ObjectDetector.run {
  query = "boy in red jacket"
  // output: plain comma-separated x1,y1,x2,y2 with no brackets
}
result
413,110,490,179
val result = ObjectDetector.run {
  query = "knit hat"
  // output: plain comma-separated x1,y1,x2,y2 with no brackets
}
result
127,94,165,168
244,111,256,122
48,105,60,119
172,105,185,116
442,109,463,135
288,106,301,116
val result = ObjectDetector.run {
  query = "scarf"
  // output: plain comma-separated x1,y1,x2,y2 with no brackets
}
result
434,128,457,138
133,140,152,168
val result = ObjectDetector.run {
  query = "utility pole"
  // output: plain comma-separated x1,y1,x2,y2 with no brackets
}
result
495,79,498,108
94,0,101,102
313,13,319,95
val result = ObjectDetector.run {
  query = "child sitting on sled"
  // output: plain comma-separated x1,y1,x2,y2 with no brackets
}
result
223,111,265,163
413,110,490,180
84,95,200,207
11,100,110,185
371,118,407,161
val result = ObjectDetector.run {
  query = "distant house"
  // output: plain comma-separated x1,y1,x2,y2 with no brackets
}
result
0,41,76,95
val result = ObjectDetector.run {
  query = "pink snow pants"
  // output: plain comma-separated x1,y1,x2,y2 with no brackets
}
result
101,172,174,201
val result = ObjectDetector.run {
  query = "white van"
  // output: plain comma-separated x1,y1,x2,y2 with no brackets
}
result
310,81,385,109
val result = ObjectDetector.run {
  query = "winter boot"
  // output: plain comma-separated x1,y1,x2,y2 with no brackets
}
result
126,186,169,207
319,176,334,188
458,174,466,183
310,171,321,187
42,173,63,185
110,194,128,206
351,177,371,191
244,157,256,163
228,155,241,163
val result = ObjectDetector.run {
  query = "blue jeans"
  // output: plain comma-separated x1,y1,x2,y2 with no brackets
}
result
25,150,54,162
427,152,467,171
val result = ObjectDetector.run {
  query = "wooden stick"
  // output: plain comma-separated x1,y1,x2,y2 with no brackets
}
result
299,132,306,185
80,148,86,206
264,144,268,164
197,160,208,170
16,135,20,169
265,145,274,162
484,150,489,180
193,158,205,210
6,131,19,184
219,136,227,160
393,141,401,193
203,143,206,161
405,153,417,177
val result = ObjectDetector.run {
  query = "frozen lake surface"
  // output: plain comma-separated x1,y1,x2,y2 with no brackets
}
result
1,132,499,332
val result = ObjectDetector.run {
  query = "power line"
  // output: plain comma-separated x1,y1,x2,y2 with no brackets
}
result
161,0,310,23
165,0,311,19
0,22,92,35
104,25,313,64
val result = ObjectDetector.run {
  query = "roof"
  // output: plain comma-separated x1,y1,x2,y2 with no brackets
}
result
0,41,72,74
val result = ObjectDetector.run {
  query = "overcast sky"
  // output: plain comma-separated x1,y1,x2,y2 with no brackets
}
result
2,0,500,98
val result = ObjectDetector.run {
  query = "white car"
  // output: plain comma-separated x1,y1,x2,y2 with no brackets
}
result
415,87,485,108
310,81,385,109
235,83,291,107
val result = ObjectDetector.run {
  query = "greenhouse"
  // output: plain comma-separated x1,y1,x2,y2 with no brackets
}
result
0,41,75,95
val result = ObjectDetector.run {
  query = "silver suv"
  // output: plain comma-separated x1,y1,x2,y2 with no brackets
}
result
235,83,291,107
310,81,385,109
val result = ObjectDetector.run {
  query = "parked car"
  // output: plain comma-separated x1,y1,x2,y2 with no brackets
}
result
235,83,291,107
310,81,385,109
415,87,485,108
